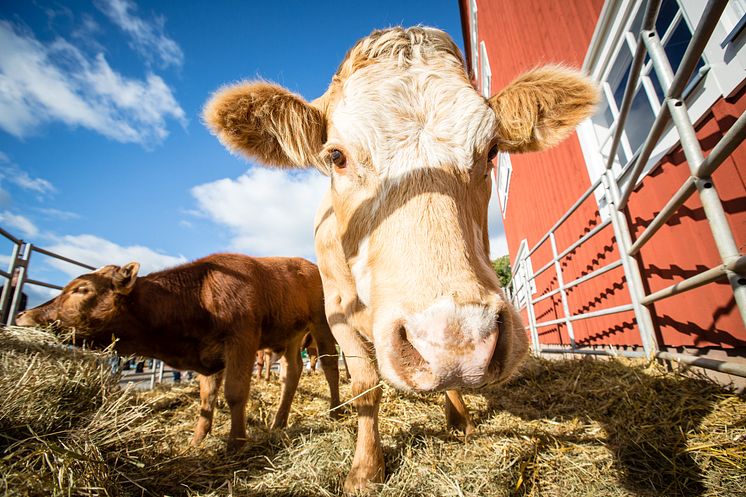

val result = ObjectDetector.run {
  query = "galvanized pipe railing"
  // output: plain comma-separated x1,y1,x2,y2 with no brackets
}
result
511,0,745,377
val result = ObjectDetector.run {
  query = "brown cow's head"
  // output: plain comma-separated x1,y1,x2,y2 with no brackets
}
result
204,27,597,391
16,263,140,346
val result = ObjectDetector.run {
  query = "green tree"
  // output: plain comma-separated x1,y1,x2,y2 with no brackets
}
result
492,255,512,288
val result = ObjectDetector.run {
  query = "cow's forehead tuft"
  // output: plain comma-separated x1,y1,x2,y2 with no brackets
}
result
330,62,496,177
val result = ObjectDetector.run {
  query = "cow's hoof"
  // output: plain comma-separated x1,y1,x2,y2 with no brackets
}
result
343,465,384,495
226,437,247,452
190,433,205,446
329,405,345,420
269,417,288,430
446,416,475,438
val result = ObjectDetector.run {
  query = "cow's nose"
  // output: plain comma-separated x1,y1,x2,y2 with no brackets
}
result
376,298,502,391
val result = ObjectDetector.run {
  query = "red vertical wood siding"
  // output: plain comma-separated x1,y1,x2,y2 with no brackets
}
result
470,0,745,348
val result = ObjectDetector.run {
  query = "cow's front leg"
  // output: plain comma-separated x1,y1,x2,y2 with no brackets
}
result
191,370,224,445
444,389,475,436
329,319,385,493
270,336,303,429
223,333,258,450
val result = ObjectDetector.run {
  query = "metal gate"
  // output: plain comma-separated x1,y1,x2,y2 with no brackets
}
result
508,0,746,378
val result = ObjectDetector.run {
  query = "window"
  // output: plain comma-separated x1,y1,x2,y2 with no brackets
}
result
495,152,512,217
512,239,536,310
480,41,491,97
469,0,479,81
579,0,745,215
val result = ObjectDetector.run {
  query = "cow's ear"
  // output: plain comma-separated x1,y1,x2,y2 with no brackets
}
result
489,66,599,153
113,262,140,295
203,82,327,171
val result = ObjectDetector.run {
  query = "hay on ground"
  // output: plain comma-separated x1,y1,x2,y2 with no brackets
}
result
0,325,744,496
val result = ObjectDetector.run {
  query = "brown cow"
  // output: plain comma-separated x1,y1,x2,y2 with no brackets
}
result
16,253,341,448
204,27,597,491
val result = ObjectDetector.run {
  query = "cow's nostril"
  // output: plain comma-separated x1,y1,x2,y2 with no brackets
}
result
395,322,426,369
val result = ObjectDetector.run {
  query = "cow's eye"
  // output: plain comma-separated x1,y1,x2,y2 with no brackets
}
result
74,286,89,294
330,149,346,170
487,144,499,162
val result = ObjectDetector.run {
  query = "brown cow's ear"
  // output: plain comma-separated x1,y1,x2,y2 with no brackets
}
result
203,81,327,171
489,65,599,153
113,262,140,295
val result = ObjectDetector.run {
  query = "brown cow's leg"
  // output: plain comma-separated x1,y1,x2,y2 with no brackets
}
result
191,371,224,446
223,335,257,450
311,324,341,418
255,350,265,380
270,339,303,429
444,390,475,436
264,350,273,380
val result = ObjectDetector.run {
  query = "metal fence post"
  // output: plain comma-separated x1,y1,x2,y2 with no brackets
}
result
602,172,659,358
7,243,32,326
521,256,541,354
549,232,576,349
1,241,21,325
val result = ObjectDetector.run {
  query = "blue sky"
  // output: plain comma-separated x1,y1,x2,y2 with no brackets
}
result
0,0,508,306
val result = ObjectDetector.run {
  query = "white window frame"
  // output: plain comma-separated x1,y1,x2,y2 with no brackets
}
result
578,0,746,213
469,0,479,82
512,239,536,310
480,40,492,97
494,152,512,217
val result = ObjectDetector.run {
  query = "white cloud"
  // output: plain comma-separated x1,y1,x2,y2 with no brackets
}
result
36,207,80,221
0,152,55,195
94,0,183,68
0,21,186,146
191,168,329,259
44,234,187,278
0,211,38,238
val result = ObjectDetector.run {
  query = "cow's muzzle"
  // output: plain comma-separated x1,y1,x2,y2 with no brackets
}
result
374,298,505,391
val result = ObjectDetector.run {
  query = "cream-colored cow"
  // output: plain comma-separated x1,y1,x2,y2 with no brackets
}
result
205,26,597,493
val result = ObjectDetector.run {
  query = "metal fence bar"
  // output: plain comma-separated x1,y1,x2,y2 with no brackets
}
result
31,245,97,271
603,169,659,357
534,303,635,329
0,227,20,245
527,175,604,258
550,232,576,348
557,218,612,261
522,254,541,354
541,347,646,358
618,103,671,208
628,176,697,256
530,258,555,282
697,109,746,178
656,351,746,378
640,257,743,305
564,259,624,291
7,243,31,326
0,242,21,325
531,259,624,306
23,278,64,291
667,98,746,324
532,287,561,305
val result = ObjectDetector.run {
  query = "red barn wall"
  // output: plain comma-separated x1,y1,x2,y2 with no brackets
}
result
464,0,746,350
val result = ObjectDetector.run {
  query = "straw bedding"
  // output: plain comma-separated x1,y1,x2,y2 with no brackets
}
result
1,326,744,496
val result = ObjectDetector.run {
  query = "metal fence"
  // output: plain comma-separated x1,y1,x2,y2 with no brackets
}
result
508,0,746,379
0,228,175,388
